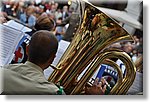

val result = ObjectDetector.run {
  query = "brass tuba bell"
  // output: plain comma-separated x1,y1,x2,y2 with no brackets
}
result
48,0,136,95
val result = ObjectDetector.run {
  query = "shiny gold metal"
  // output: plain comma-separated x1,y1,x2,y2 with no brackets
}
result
102,59,123,94
48,0,136,95
49,64,62,70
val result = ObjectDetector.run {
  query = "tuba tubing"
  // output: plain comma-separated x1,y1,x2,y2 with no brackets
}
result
48,0,136,95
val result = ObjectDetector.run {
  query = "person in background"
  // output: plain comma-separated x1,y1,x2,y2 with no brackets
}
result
55,8,62,21
54,17,65,41
0,12,7,23
57,9,80,42
16,2,25,19
57,0,81,42
29,13,55,35
1,0,14,16
12,14,55,64
62,5,69,20
20,6,36,28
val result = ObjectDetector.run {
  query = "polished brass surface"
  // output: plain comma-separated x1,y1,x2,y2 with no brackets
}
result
49,64,62,70
48,0,136,95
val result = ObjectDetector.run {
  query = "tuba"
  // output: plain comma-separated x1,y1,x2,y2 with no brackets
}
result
48,0,136,95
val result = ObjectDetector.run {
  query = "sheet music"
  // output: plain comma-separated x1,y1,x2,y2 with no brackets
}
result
0,24,24,66
52,40,70,66
3,20,32,32
44,40,70,79
0,68,2,94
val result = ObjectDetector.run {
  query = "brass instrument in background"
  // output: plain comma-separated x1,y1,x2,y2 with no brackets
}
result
48,0,136,95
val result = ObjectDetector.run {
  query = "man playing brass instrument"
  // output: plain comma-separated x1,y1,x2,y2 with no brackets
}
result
2,30,106,95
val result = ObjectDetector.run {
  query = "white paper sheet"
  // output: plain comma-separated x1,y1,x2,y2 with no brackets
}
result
3,20,32,33
0,68,3,94
0,24,24,66
44,40,70,79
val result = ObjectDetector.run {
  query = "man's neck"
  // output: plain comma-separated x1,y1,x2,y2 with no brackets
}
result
28,60,47,71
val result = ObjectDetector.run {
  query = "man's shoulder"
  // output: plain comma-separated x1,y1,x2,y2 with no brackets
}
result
3,63,24,69
2,67,60,95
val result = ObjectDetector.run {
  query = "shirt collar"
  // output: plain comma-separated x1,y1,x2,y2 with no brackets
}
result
25,61,43,73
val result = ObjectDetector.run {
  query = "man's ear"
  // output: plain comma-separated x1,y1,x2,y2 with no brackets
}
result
26,45,29,56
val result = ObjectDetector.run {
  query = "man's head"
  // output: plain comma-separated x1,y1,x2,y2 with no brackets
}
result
26,6,35,17
34,14,55,31
28,30,58,70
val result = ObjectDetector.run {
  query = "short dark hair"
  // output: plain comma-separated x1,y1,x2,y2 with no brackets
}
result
28,30,58,64
34,14,55,31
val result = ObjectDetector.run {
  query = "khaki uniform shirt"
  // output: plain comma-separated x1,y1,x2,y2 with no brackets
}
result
2,61,65,95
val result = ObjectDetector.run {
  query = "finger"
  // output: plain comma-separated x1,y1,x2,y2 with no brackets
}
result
99,81,102,87
102,85,107,93
97,81,102,89
103,78,107,84
95,78,99,82
101,77,105,85
93,78,99,85
102,78,108,87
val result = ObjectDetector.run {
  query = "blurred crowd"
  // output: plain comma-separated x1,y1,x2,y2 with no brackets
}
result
0,0,143,72
1,0,73,22
0,0,76,41
110,34,143,72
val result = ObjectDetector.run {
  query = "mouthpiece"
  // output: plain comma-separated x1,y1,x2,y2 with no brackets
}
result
50,64,62,70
